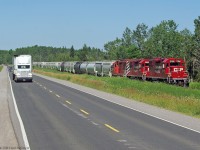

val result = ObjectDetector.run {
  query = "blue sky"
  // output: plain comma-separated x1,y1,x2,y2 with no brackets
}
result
0,0,200,50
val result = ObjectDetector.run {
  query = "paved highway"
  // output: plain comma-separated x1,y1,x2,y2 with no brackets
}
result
10,74,200,150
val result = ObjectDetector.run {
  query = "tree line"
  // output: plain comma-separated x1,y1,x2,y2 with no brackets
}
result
0,44,106,63
104,17,200,81
0,16,200,81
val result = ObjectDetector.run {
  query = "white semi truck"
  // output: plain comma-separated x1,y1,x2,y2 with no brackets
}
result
12,55,33,82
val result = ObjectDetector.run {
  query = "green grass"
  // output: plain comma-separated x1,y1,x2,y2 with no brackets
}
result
33,67,200,118
0,65,3,72
189,82,200,90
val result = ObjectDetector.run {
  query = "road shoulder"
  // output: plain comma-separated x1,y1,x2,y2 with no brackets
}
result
0,66,18,148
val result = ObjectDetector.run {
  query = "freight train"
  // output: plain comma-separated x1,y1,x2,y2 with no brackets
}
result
33,57,189,87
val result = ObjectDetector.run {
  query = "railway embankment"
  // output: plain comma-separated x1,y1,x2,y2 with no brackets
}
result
0,66,18,148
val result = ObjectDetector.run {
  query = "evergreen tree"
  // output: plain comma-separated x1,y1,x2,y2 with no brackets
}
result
70,45,75,58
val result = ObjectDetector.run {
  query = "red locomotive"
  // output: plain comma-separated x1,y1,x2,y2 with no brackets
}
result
111,59,132,77
111,59,150,80
127,59,150,80
147,58,189,86
111,58,189,87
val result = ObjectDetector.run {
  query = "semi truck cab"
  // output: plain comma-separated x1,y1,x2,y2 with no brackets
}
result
12,55,33,82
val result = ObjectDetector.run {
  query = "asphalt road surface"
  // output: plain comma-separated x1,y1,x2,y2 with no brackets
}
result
10,74,200,150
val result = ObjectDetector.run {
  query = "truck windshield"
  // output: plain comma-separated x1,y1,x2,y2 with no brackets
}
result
18,65,30,69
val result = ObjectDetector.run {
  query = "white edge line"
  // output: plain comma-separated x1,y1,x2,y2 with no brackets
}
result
57,82,200,134
85,91,200,134
8,73,31,149
36,74,200,134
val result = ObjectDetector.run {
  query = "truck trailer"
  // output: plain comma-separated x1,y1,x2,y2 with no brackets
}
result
12,55,33,82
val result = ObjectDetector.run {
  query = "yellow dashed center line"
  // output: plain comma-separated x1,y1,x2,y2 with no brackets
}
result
80,109,89,115
44,87,46,90
66,100,72,105
104,124,120,133
49,90,52,93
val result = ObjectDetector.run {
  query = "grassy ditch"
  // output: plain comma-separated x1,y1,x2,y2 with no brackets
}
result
33,67,200,118
0,65,3,72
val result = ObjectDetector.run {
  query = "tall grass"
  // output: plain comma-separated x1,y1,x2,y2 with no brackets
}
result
0,65,3,72
190,82,200,90
33,67,200,118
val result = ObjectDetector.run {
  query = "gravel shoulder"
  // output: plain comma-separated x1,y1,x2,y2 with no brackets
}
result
0,66,18,148
33,72,200,133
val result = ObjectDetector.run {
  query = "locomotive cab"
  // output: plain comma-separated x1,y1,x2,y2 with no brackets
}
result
163,58,189,86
